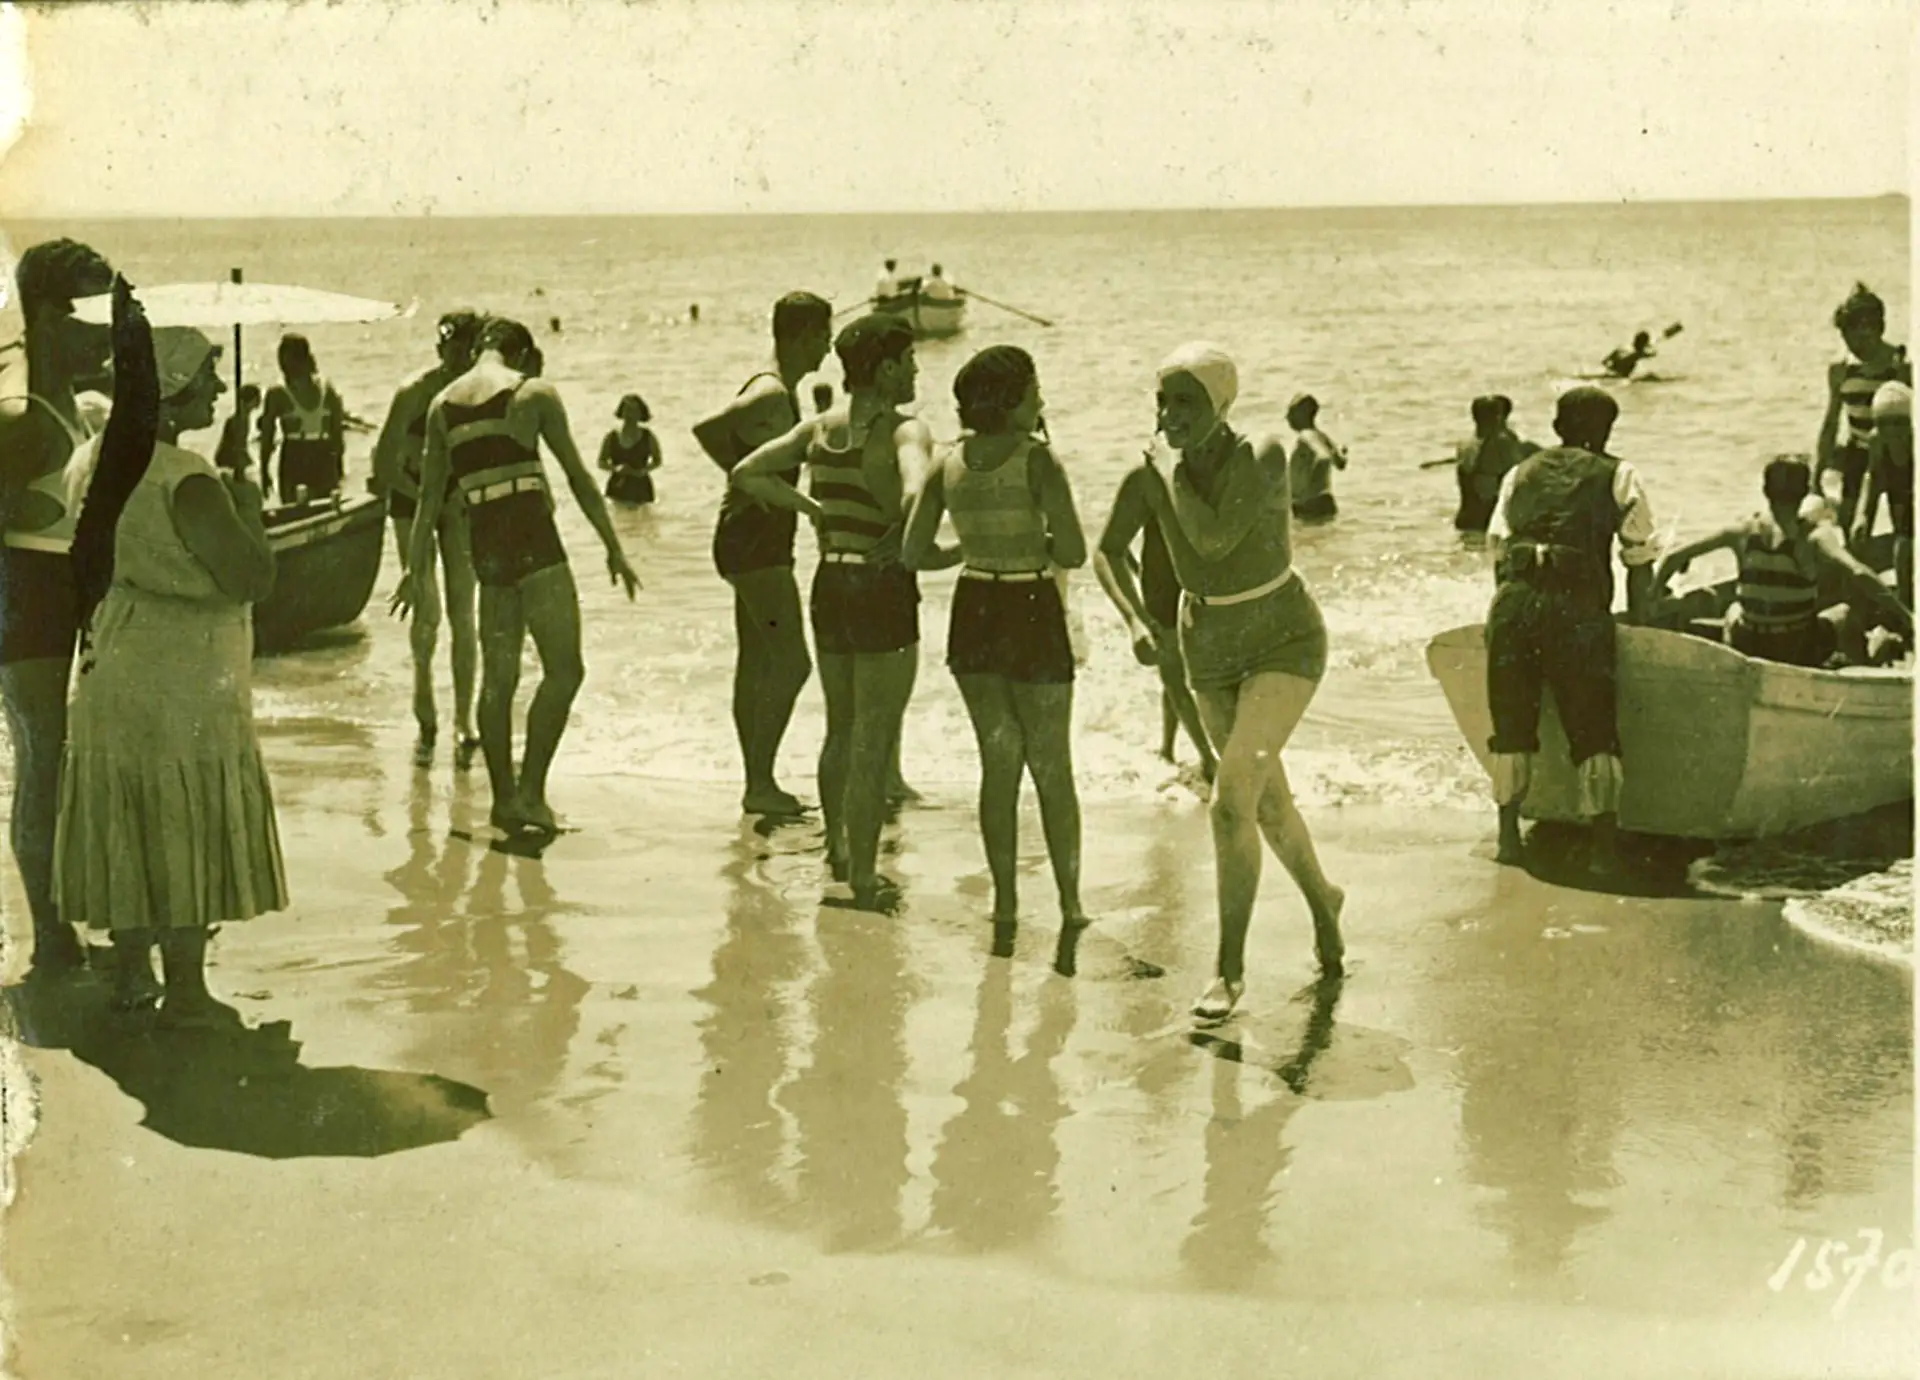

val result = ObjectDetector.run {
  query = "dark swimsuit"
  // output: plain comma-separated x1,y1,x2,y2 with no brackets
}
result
604,432,656,506
445,384,567,588
712,372,800,580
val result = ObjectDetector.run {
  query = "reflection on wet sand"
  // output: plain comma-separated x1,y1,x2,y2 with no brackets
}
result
689,833,811,1225
926,961,1076,1251
1181,975,1342,1291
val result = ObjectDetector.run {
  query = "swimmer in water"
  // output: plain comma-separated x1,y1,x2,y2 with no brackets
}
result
600,394,660,506
1285,393,1345,523
1602,330,1656,379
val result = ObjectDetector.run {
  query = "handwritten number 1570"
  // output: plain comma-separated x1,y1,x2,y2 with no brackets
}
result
1768,1232,1916,1318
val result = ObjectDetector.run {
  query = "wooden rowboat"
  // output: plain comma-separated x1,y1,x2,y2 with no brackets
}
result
1426,621,1913,840
253,492,387,654
875,283,967,339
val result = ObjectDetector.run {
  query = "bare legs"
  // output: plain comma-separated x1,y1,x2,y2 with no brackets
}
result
728,566,812,814
476,565,585,831
1155,644,1216,782
1,658,83,974
394,514,480,766
955,675,1085,927
1193,672,1344,1003
816,647,917,905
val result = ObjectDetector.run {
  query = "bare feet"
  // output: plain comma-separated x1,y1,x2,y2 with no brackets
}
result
742,785,806,816
412,728,436,768
886,777,923,808
1312,884,1346,977
851,875,903,915
454,735,481,771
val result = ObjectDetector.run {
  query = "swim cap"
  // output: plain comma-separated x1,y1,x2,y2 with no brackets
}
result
1157,342,1238,420
1872,381,1911,423
153,327,220,400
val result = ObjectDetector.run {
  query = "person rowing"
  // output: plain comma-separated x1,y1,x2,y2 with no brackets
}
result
1099,342,1344,1022
393,318,640,834
1601,330,1657,380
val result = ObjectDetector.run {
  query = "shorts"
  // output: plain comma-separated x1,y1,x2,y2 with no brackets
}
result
606,470,655,505
0,546,79,665
947,574,1074,684
1293,492,1338,522
810,559,919,656
1727,614,1838,669
1179,573,1327,691
713,492,798,579
1485,580,1619,765
469,493,569,588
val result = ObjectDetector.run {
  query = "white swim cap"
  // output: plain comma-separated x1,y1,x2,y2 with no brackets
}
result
1872,380,1911,423
1157,341,1238,420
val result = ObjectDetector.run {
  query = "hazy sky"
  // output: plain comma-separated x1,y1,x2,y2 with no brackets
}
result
0,0,1911,217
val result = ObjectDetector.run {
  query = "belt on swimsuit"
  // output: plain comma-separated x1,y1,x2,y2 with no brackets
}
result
821,551,875,565
960,567,1048,583
2,533,72,555
464,474,547,506
1188,567,1295,608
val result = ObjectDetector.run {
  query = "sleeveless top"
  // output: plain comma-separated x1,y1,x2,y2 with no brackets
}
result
942,435,1049,573
1497,444,1625,609
1839,347,1910,447
105,440,229,605
714,371,800,564
279,378,332,441
1732,512,1821,634
606,429,655,471
808,415,895,557
444,383,550,517
3,390,112,554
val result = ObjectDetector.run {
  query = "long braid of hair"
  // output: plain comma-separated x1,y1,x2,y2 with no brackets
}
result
71,279,159,665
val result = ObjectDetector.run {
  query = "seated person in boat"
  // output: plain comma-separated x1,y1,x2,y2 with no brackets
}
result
1484,385,1658,871
1454,395,1539,532
257,333,346,503
874,259,901,301
1285,394,1346,522
1854,380,1912,605
1602,330,1656,379
923,265,958,302
1653,455,1912,668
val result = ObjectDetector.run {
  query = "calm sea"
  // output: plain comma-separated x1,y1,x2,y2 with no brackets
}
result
2,200,1910,916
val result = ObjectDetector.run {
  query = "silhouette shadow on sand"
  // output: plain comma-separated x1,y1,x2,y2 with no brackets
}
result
5,976,491,1159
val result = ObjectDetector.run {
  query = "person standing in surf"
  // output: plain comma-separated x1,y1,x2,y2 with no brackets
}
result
1100,342,1345,1022
1453,395,1539,533
600,394,661,506
731,313,945,910
372,309,485,769
902,345,1089,932
693,291,834,817
0,238,117,979
257,333,347,502
393,318,641,834
1285,393,1346,524
1816,283,1910,533
1484,385,1659,871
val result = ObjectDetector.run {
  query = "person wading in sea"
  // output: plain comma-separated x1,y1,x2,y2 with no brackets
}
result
393,318,640,834
0,238,116,980
1101,342,1345,1022
1816,283,1910,534
732,313,948,910
1484,385,1659,872
1285,394,1346,524
693,291,834,818
372,309,486,769
1453,395,1538,534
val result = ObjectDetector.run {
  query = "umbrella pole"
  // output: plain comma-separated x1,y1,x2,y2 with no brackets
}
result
230,267,244,404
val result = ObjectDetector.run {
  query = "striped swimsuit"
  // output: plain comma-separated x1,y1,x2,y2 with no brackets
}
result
805,416,918,656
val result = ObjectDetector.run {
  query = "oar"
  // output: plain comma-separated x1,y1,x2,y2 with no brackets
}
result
834,297,875,320
957,287,1053,328
1420,456,1457,470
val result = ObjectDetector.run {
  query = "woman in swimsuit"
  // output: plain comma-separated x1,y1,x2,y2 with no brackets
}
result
1099,342,1345,1021
258,333,346,503
600,394,661,506
903,345,1089,932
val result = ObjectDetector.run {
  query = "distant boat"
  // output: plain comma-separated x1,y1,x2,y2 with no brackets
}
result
254,493,386,654
875,279,967,339
1426,620,1913,841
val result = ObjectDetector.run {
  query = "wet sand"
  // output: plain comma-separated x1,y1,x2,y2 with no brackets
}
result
1,720,1913,1379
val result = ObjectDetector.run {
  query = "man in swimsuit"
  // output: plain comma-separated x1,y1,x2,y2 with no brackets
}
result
394,318,640,833
0,238,116,978
1816,283,1910,533
1857,381,1913,606
731,313,931,910
1285,394,1346,523
1454,395,1539,533
257,333,346,502
1655,455,1910,667
694,291,833,817
372,309,485,768
1485,385,1659,872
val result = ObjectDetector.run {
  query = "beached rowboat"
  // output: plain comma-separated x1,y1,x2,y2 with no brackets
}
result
1425,622,1913,840
875,285,967,339
253,493,387,654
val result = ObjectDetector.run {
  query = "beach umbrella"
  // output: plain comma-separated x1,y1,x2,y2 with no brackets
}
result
72,268,415,402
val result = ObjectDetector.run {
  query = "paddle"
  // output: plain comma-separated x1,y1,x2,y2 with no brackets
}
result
957,287,1053,328
1420,456,1457,470
1662,321,1684,338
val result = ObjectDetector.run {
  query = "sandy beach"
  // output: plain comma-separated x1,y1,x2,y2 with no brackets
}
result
1,713,1911,1380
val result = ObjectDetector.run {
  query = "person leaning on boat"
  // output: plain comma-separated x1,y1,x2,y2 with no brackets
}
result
1483,385,1657,872
1653,455,1912,668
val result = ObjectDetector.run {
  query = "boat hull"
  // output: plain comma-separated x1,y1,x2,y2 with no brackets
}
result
1426,622,1913,840
875,290,966,339
254,494,387,655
